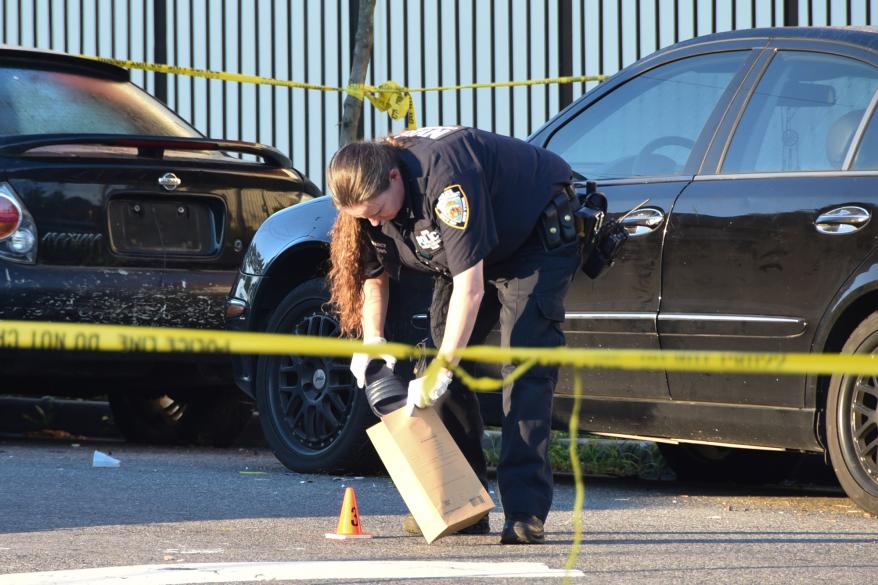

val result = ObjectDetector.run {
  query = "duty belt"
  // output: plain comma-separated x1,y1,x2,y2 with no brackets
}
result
537,184,581,250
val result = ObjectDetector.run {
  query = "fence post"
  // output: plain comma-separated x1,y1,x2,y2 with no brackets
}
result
349,0,364,141
783,0,799,26
558,0,574,110
341,0,375,146
153,0,169,104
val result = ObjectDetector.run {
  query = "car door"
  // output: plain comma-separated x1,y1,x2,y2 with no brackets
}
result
661,42,878,416
537,47,759,405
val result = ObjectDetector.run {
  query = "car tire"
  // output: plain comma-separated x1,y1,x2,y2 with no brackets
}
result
826,312,878,516
108,387,253,447
657,443,797,484
254,278,377,473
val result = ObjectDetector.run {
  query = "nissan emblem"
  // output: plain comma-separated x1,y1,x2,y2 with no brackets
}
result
158,173,181,191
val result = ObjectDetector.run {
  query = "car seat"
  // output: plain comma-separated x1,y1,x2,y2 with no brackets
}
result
826,109,866,168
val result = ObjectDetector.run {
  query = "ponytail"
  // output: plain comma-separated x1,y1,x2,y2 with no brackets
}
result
326,133,414,338
328,213,366,338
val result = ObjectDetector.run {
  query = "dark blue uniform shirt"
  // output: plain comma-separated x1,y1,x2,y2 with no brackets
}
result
362,126,571,279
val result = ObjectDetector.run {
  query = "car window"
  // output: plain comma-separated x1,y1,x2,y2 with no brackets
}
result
850,109,878,170
0,67,200,138
23,145,232,162
722,52,878,174
546,51,750,180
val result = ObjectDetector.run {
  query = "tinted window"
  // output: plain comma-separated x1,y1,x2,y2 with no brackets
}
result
0,67,200,137
851,109,878,170
546,52,749,180
723,52,878,173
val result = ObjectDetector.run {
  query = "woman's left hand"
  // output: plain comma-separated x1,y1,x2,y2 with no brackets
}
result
405,369,453,415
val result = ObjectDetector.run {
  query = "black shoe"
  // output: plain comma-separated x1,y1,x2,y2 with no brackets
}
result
458,514,491,535
500,514,545,545
402,513,490,536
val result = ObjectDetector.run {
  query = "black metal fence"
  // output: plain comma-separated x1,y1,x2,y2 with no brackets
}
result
0,0,875,189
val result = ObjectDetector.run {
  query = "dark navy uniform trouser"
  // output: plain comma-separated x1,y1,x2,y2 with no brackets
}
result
429,235,580,523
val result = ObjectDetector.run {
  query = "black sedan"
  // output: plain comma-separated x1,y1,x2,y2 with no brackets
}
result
0,47,320,445
227,27,878,516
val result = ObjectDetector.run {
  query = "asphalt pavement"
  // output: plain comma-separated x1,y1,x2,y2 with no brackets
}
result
0,437,876,585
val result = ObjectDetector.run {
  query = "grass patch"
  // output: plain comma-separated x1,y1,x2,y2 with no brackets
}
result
483,430,672,480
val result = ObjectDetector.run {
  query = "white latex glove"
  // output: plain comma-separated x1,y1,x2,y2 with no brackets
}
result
349,336,397,389
405,369,453,416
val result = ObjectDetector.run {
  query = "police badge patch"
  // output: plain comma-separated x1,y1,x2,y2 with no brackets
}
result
415,229,442,250
435,185,469,230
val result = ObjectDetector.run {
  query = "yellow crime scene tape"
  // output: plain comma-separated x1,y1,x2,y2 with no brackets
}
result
5,318,878,375
82,55,607,130
4,317,878,578
3,315,878,578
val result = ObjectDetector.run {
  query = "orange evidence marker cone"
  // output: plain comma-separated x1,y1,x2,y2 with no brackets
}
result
325,487,372,539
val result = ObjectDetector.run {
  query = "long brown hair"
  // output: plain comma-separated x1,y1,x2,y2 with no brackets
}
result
327,138,406,337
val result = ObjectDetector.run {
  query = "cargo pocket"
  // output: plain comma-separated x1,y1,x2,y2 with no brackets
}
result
535,294,566,347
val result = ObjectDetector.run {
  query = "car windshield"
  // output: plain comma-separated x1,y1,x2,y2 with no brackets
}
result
0,66,200,138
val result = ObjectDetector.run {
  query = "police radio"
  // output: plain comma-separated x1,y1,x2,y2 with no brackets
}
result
575,180,648,279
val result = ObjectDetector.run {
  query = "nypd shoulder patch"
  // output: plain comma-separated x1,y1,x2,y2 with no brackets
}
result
435,185,470,230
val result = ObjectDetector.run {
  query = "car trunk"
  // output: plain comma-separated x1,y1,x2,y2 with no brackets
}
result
1,142,318,328
8,156,308,266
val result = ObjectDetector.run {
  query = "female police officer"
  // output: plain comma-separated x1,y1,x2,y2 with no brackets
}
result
327,126,578,545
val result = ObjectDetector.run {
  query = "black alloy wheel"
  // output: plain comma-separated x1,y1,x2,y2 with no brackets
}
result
255,278,376,473
271,312,354,452
827,312,878,516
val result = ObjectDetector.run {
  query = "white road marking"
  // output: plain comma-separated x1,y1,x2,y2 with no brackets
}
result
0,561,583,584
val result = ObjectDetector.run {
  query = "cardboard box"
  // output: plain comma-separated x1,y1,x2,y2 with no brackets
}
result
367,407,494,543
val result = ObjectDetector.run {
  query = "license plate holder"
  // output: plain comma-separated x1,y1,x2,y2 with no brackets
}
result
107,196,224,256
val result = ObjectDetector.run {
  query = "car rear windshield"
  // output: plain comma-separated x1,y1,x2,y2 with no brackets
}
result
0,66,200,138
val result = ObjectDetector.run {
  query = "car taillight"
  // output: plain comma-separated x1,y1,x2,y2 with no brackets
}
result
0,195,21,240
0,183,37,264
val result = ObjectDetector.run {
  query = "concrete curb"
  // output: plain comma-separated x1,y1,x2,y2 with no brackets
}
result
0,396,118,439
481,428,651,450
1,397,651,452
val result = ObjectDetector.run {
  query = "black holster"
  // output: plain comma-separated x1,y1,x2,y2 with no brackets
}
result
575,181,629,279
537,186,581,250
537,181,630,278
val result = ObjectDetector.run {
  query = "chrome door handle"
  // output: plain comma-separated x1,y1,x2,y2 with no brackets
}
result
620,208,664,237
815,206,871,234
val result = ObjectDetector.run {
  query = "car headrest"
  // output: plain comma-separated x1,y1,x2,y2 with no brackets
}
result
826,109,866,168
778,82,836,108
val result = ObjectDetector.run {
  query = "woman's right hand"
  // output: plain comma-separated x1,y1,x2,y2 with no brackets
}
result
349,336,397,388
